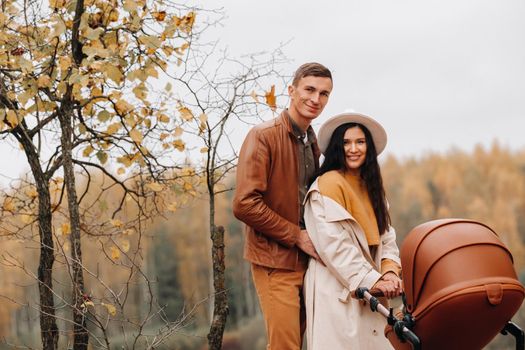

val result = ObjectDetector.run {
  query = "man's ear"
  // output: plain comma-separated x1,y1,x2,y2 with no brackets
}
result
288,84,294,96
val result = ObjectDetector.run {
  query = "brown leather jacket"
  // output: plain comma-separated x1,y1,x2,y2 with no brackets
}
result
233,110,321,270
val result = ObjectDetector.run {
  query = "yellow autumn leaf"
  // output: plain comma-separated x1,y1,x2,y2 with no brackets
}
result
80,300,94,310
129,129,143,144
37,75,52,88
102,302,117,316
174,42,190,56
166,202,177,213
174,126,183,137
132,84,148,100
84,27,104,40
181,167,195,176
17,91,34,107
139,35,161,50
108,9,119,22
2,197,15,213
6,110,18,127
110,219,124,228
96,151,108,164
16,57,33,73
90,85,102,97
110,246,120,260
200,147,208,153
97,110,111,122
61,222,71,235
56,81,67,98
178,106,193,121
265,85,277,111
173,11,196,34
20,214,33,224
52,17,66,37
198,113,208,123
145,65,159,79
53,176,64,184
63,241,70,252
122,0,138,12
104,65,123,84
117,155,133,167
58,56,72,71
159,133,169,141
153,11,166,21
106,122,120,135
78,123,87,134
127,69,145,82
183,182,193,191
117,167,126,175
158,114,170,123
123,228,135,236
82,145,94,157
146,182,163,192
115,99,133,115
161,44,173,55
172,139,185,151
124,114,137,129
49,0,66,9
24,187,38,198
120,239,130,253
250,90,259,102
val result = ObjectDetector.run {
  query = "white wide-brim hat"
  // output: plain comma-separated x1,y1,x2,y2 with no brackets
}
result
318,112,387,155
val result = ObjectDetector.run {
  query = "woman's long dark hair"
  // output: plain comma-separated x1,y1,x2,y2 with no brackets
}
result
315,122,391,234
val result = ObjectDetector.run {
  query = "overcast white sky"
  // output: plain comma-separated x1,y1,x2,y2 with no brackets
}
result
213,0,525,156
1,0,524,184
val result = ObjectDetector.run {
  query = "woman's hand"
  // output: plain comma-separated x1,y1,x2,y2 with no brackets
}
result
372,272,403,299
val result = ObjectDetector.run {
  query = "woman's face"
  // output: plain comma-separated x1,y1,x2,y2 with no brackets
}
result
343,126,367,174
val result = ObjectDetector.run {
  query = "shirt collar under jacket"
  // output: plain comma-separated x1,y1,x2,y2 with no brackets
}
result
285,109,315,144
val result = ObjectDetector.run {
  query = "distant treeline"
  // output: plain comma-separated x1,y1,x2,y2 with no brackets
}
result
0,144,523,349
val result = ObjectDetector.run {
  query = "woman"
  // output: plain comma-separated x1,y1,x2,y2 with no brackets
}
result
304,112,402,349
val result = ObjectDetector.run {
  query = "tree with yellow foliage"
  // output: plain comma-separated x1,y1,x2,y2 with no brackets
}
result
0,0,198,348
0,0,285,348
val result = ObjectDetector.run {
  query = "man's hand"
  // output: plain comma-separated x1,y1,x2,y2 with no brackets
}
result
297,230,322,263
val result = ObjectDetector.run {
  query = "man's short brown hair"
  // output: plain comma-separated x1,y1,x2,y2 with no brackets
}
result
292,62,332,86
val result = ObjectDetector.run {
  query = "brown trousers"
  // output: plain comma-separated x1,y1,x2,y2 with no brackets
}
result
251,263,307,350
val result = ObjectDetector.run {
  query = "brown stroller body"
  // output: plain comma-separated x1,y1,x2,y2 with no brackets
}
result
356,218,525,349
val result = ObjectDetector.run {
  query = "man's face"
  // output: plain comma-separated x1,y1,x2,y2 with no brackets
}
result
288,76,333,123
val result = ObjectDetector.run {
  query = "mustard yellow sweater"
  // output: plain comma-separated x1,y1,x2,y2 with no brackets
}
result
318,170,400,276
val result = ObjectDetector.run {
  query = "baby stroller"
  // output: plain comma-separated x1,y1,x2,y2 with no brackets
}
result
356,218,525,349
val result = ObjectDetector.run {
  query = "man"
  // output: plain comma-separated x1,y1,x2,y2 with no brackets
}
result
233,62,333,349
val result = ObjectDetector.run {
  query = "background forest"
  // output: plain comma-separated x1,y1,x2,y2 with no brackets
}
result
1,143,524,349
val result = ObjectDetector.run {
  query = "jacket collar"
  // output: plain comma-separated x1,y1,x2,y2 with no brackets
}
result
280,109,297,135
281,109,321,165
281,109,315,139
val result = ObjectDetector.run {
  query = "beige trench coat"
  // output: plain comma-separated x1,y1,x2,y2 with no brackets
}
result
304,179,401,349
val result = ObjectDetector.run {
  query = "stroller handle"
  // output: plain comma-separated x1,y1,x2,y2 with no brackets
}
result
354,287,421,350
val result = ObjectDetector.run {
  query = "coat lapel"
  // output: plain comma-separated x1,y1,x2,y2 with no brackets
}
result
306,181,378,269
